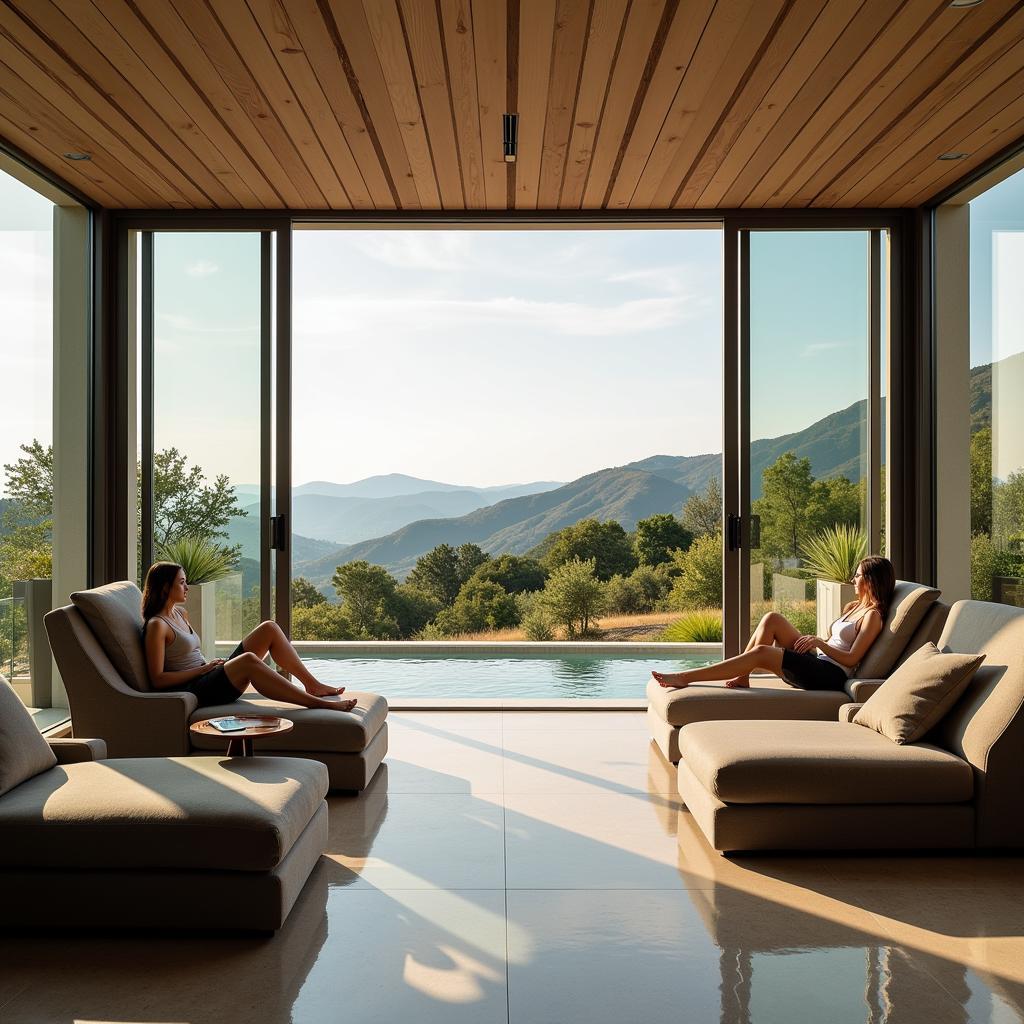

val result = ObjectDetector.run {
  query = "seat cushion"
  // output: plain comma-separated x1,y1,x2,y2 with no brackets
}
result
189,691,388,754
0,755,328,872
680,720,973,805
854,581,941,679
0,676,57,797
71,581,150,691
854,642,984,744
647,675,847,728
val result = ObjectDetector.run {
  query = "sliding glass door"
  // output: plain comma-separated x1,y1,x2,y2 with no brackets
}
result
724,226,888,654
137,228,289,649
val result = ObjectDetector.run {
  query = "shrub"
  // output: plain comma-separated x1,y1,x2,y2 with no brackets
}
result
431,579,519,636
661,608,722,643
516,591,556,640
667,531,722,609
801,523,867,583
291,602,356,641
157,535,236,584
541,557,606,637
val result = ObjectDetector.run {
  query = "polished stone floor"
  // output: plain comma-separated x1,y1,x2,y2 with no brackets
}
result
2,710,1023,1023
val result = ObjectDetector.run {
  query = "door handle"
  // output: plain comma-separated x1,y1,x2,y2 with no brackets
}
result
270,514,288,553
727,513,742,551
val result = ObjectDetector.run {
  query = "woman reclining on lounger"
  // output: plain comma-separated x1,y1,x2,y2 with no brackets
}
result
142,561,357,711
652,555,895,692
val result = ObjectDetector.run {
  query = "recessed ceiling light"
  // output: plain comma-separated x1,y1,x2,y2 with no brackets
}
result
63,152,91,161
938,152,970,160
949,0,984,7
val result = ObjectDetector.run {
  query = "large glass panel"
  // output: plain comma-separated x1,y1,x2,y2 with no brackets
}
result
0,170,54,709
147,232,265,649
291,227,724,695
968,166,1024,604
747,231,873,641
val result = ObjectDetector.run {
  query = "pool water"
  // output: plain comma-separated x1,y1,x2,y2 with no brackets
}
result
301,652,718,700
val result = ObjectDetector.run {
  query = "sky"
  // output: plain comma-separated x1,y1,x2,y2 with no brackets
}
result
6,160,1020,497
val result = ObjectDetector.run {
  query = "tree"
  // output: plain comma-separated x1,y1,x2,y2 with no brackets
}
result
667,531,723,609
331,560,401,639
432,579,519,636
681,476,722,538
2,441,54,599
291,602,356,641
603,573,646,615
3,440,53,521
291,576,326,608
393,583,443,637
970,427,993,536
469,554,546,594
806,475,860,536
993,471,1024,548
753,452,815,561
633,513,692,567
407,543,490,606
538,519,636,581
541,557,606,637
150,447,248,553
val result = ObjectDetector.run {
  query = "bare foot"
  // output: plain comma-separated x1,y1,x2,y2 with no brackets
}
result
652,670,690,689
305,681,346,697
724,675,750,689
318,696,357,712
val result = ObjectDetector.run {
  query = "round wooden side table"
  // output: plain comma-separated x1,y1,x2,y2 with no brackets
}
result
190,715,294,757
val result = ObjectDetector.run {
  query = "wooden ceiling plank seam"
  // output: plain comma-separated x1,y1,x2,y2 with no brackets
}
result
0,109,127,206
307,0,400,209
580,0,666,208
0,70,161,205
602,0,715,209
439,0,486,208
690,0,861,208
778,0,954,209
203,0,349,209
471,0,508,208
362,0,443,210
847,59,1024,208
513,0,557,208
434,0,470,208
398,0,466,208
900,109,1024,207
77,0,253,208
128,0,308,208
817,5,1024,206
672,0,831,208
625,0,778,209
244,0,373,208
783,0,1017,207
657,0,796,210
326,0,422,208
506,0,519,208
11,0,238,207
718,0,906,208
0,31,187,208
0,1,216,207
536,0,591,209
100,0,274,208
559,0,630,209
171,0,329,209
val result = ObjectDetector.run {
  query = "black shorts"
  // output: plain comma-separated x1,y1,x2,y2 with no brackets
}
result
780,649,848,691
178,641,246,708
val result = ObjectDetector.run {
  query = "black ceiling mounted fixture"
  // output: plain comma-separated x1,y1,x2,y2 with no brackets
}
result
503,113,519,163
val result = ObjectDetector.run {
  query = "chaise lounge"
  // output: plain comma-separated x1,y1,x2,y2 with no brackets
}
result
0,675,328,931
44,581,388,792
647,581,946,763
676,599,1024,852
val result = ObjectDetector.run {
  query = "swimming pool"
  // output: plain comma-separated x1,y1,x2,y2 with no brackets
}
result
296,647,720,701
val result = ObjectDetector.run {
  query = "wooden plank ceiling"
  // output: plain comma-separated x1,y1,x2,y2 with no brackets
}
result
0,0,1022,210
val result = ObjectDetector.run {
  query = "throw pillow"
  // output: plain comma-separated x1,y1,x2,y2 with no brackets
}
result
853,642,984,744
71,581,151,691
0,675,57,797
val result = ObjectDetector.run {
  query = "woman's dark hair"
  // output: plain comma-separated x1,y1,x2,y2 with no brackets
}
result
141,562,183,621
847,555,896,620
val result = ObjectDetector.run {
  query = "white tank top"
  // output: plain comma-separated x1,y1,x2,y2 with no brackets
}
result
149,610,205,672
817,610,862,677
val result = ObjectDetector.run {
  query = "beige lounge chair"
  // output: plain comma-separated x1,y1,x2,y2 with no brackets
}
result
44,581,388,792
677,599,1024,852
0,675,327,930
647,581,946,763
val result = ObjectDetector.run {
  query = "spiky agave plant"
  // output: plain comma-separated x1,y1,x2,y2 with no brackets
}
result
801,523,867,583
157,535,236,585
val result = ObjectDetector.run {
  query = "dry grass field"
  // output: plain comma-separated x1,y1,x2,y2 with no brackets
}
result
447,610,686,643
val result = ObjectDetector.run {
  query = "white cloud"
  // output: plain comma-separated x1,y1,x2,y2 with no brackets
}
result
607,263,703,295
348,232,474,272
185,259,219,278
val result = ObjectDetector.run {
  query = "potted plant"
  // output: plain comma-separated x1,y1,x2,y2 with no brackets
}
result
157,536,236,661
801,524,867,639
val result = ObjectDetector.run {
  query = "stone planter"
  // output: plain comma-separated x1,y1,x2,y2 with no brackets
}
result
816,579,855,639
184,581,218,661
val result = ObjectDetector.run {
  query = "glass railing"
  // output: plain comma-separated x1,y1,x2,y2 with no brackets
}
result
0,592,30,696
1,580,52,707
